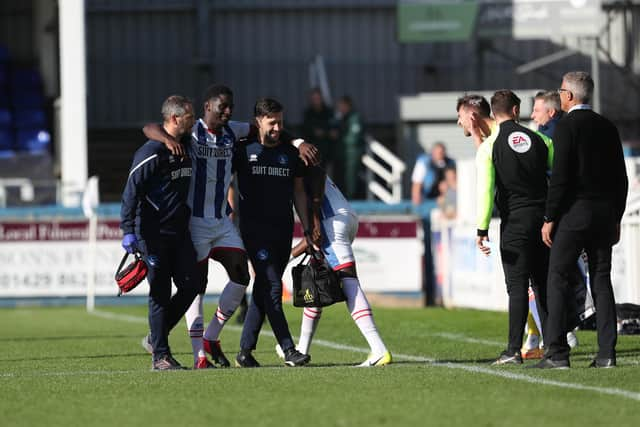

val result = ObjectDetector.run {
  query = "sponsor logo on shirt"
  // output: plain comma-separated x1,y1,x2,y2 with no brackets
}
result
196,145,233,159
171,167,192,180
251,165,291,177
249,154,259,162
507,131,532,153
257,249,269,261
277,154,288,165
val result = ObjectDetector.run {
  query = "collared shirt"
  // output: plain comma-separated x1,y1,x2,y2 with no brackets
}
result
568,104,592,113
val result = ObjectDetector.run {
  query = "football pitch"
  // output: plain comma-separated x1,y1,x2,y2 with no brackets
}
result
1,303,639,426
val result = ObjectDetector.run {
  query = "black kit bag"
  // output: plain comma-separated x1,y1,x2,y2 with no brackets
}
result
292,251,345,308
114,252,148,297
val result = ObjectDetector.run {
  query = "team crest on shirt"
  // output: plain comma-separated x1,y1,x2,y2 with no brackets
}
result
507,132,532,153
257,249,269,261
249,154,259,162
277,154,288,165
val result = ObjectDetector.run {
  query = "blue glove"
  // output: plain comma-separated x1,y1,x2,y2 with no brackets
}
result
122,233,138,254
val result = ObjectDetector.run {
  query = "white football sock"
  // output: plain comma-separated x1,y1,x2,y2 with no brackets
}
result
298,307,322,355
342,277,387,356
185,293,205,363
204,281,246,342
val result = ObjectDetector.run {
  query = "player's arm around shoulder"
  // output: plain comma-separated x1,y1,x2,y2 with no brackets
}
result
141,122,187,158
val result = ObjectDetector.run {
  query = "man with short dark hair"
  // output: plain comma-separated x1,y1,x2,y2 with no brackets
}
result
475,90,553,366
456,94,494,148
234,98,317,368
536,71,628,369
121,95,198,370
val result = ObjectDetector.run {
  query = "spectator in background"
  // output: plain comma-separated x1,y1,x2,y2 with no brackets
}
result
411,142,456,204
437,167,457,220
411,142,456,306
334,95,365,199
531,91,564,138
302,88,334,170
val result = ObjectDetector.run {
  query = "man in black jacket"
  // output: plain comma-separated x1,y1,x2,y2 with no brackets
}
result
536,71,629,369
121,95,199,370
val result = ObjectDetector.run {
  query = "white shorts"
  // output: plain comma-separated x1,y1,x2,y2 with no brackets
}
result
190,216,245,262
321,213,358,271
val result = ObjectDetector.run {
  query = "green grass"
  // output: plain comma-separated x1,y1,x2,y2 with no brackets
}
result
1,304,639,427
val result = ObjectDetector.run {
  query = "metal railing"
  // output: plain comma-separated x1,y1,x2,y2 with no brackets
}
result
361,135,406,203
0,178,35,208
0,178,81,208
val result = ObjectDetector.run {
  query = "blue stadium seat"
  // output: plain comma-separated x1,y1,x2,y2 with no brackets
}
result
14,109,46,128
11,91,44,108
0,45,8,62
11,68,42,89
0,63,7,87
0,108,11,127
15,129,50,153
0,128,14,150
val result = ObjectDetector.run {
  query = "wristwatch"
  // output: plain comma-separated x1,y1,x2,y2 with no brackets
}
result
543,215,553,223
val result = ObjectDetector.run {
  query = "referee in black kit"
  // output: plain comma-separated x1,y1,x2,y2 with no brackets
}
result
475,90,553,365
535,71,628,369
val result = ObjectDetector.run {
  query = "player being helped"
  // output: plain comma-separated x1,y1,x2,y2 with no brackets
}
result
142,85,317,368
277,166,392,366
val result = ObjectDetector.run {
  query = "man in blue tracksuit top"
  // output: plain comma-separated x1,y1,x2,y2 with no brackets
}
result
120,95,198,370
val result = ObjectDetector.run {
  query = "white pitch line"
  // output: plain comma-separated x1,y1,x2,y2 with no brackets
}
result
4,309,639,402
90,309,148,324
0,370,139,378
430,332,503,347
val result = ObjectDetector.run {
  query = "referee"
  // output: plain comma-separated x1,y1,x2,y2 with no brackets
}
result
475,90,553,365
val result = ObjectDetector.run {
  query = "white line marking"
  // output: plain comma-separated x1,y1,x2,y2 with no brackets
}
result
4,310,640,402
431,332,503,347
90,310,148,324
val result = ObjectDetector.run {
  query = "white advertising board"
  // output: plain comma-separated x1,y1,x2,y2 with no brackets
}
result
0,217,422,298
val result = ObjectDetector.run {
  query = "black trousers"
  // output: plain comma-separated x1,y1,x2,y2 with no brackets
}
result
239,228,295,352
499,207,549,354
140,232,199,359
544,199,617,361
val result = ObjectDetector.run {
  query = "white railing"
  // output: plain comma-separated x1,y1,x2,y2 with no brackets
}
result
361,135,406,203
0,178,83,208
0,178,35,208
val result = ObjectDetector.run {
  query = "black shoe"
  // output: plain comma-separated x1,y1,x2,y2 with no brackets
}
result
528,357,570,369
284,348,311,367
152,354,186,371
491,350,522,366
589,357,616,368
203,338,231,368
235,350,260,368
